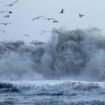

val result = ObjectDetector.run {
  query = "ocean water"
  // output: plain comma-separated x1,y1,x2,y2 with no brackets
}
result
0,80,105,105
0,28,105,104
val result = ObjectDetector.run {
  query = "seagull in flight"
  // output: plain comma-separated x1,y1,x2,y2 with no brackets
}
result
43,18,55,21
0,11,12,14
0,29,6,33
32,16,43,21
60,9,64,14
53,20,59,23
43,18,58,23
8,11,13,14
0,22,12,26
4,15,10,18
5,0,18,7
79,13,85,18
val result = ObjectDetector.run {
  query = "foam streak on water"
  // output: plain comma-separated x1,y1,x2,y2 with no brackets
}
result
0,80,105,105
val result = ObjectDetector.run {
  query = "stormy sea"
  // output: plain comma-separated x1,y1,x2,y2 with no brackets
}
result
0,28,105,105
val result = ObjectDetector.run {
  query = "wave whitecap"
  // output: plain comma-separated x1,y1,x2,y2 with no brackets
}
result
0,28,105,81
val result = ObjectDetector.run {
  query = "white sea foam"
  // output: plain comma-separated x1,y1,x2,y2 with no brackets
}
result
0,28,105,81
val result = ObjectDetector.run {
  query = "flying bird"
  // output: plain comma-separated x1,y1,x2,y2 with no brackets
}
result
0,22,12,25
0,29,6,33
0,11,12,14
4,15,10,18
79,13,85,18
60,9,64,14
9,11,13,14
32,16,43,21
5,0,18,7
43,18,55,21
43,18,59,23
53,20,59,23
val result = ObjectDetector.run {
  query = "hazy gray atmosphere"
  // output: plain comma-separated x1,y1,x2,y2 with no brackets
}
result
1,0,105,105
0,0,105,42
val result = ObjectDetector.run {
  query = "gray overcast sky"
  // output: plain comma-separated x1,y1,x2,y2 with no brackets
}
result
0,0,105,42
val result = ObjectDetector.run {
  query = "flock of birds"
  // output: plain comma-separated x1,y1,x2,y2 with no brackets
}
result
0,0,18,33
32,9,64,23
0,0,85,36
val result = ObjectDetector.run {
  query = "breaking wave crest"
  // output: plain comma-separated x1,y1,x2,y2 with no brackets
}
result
0,28,105,81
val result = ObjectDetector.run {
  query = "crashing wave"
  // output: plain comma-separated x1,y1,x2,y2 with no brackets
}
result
0,28,105,81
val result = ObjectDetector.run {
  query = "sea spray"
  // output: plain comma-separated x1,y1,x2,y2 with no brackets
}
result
0,28,105,81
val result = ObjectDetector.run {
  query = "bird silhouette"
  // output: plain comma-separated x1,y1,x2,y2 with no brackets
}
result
0,11,12,14
43,18,55,21
79,13,85,18
0,29,6,33
43,18,59,23
5,0,18,7
53,20,59,23
60,9,64,14
32,16,43,21
1,22,12,25
4,15,10,18
9,11,12,14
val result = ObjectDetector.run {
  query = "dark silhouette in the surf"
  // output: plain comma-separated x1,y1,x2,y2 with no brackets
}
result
79,13,85,18
60,9,64,14
5,0,18,7
32,16,43,21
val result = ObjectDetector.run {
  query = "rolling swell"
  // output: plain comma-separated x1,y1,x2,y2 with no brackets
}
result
0,28,105,81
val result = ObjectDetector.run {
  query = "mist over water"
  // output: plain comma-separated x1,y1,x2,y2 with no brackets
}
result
0,28,105,81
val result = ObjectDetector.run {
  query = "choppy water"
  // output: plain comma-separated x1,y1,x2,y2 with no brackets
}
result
0,80,105,105
0,28,105,104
